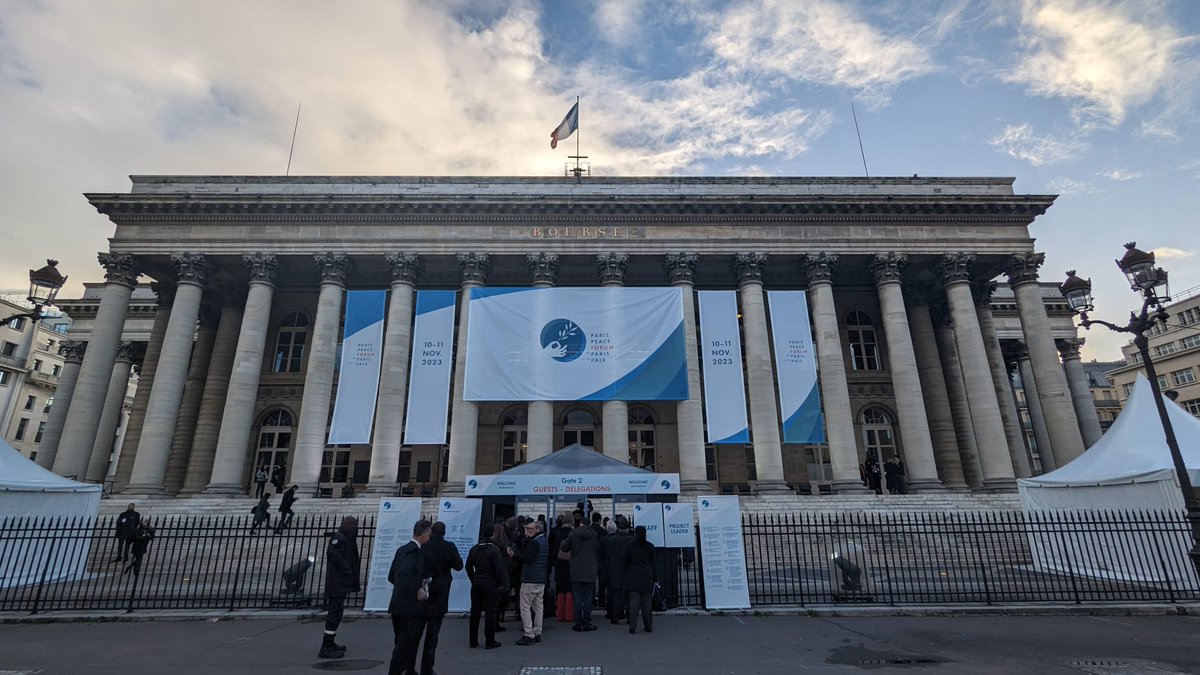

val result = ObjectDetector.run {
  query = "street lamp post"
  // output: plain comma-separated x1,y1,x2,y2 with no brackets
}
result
1059,242,1200,578
0,260,67,328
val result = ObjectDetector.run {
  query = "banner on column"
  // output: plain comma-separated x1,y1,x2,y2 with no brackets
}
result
437,498,483,612
364,497,423,612
631,503,665,547
662,502,695,548
697,291,750,444
328,290,386,444
767,291,826,444
463,287,687,401
404,291,457,445
698,496,750,609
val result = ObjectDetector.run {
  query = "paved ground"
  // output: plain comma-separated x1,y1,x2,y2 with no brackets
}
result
2,612,1199,674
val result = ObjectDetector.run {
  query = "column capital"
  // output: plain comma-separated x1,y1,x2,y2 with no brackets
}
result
869,252,908,284
527,252,560,285
313,252,352,286
936,252,976,286
243,252,280,285
733,252,768,285
971,280,998,307
170,252,211,287
1056,338,1084,361
59,339,87,364
114,341,137,363
125,341,148,368
457,252,491,285
1005,340,1031,363
800,252,838,285
384,253,421,286
150,280,176,308
596,252,630,285
98,252,141,288
1004,251,1045,286
664,252,699,284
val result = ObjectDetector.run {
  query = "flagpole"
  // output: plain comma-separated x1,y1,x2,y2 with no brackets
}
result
575,95,580,166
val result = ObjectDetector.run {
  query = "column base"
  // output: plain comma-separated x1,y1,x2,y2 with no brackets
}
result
943,482,972,493
831,480,872,495
121,483,170,497
203,484,249,497
679,479,713,496
441,481,465,498
978,477,1018,493
904,479,946,493
362,482,400,495
752,480,793,495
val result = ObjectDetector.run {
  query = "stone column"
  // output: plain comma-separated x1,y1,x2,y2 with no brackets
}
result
936,254,1015,491
206,253,279,494
932,306,982,487
733,253,788,494
904,288,966,489
84,342,135,482
1005,253,1086,467
181,292,243,494
1013,343,1055,471
801,253,864,493
446,253,490,494
869,253,942,491
291,253,351,491
597,252,630,464
365,253,420,493
974,282,1033,478
113,282,172,491
126,253,210,494
34,340,86,469
54,253,140,480
162,307,217,493
525,252,559,463
666,253,710,493
1058,338,1104,448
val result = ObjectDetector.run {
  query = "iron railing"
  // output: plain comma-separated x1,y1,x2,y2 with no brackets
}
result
1,510,1196,613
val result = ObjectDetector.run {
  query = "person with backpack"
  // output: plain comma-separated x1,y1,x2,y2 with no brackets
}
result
250,493,272,533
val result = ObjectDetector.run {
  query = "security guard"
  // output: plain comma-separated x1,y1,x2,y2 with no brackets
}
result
320,516,361,659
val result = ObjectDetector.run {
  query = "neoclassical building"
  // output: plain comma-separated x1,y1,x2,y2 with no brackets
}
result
40,176,1103,497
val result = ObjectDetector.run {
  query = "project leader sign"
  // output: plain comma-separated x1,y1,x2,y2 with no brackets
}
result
464,473,681,496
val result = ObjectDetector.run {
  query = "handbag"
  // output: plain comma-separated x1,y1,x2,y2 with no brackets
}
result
557,549,571,562
651,582,667,612
416,577,431,602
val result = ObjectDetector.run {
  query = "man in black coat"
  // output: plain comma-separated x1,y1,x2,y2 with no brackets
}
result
603,515,633,623
320,516,361,659
466,528,508,649
111,503,140,563
274,485,299,534
418,521,463,675
389,519,433,675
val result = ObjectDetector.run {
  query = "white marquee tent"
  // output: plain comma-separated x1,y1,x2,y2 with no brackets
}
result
1018,375,1200,585
0,440,101,588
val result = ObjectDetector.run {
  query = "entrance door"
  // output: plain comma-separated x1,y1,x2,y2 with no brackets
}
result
255,410,294,477
628,428,656,470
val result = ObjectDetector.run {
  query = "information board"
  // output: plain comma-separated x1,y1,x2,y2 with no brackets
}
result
697,496,750,609
631,503,666,547
662,502,695,548
437,498,483,612
363,498,422,612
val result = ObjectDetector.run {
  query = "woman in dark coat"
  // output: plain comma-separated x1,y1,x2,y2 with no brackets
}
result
549,516,574,622
621,525,657,634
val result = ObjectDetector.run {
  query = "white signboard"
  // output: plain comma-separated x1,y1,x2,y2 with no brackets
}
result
363,497,423,612
697,496,750,610
631,503,666,547
464,472,680,497
662,502,696,548
463,287,687,401
697,291,750,444
767,291,826,444
437,498,483,613
328,290,386,444
403,291,456,444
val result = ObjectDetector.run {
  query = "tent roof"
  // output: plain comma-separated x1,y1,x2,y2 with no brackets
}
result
1019,374,1200,488
497,443,655,476
0,439,101,493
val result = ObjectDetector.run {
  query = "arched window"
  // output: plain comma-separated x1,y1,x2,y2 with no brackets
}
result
860,407,897,461
500,407,528,470
846,311,881,371
627,406,656,470
273,312,309,373
255,409,294,481
562,408,595,449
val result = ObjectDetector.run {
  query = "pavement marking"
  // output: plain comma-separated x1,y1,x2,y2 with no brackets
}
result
1065,659,1186,674
733,616,746,625
518,668,602,675
1089,616,1133,627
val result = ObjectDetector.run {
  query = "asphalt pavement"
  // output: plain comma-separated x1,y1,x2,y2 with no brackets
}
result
2,611,1199,674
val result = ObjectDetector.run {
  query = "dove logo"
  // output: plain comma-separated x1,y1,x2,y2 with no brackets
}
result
540,318,587,363
701,500,711,508
383,501,393,510
467,479,478,490
660,480,671,490
443,501,452,510
634,505,642,512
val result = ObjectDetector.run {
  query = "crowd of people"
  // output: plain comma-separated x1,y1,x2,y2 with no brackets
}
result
862,452,907,495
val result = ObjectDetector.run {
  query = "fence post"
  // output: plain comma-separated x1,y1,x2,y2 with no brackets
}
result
972,513,991,606
1057,515,1082,605
29,519,58,615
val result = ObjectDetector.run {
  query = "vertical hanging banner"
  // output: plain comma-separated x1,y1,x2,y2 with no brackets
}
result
403,291,457,445
364,497,423,612
631,503,666,547
767,291,826,444
328,290,387,444
698,496,750,609
438,498,483,612
697,291,751,444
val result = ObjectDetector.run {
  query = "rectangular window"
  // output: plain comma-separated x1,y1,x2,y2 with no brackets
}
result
1123,383,1133,397
43,396,53,414
23,395,35,410
1172,369,1197,386
743,445,757,481
705,445,718,482
1,341,16,357
8,317,25,331
14,417,28,441
51,364,61,377
319,449,351,483
1158,375,1169,390
1182,335,1200,350
32,359,43,372
397,447,412,483
1184,399,1200,417
34,421,45,444
1154,343,1177,357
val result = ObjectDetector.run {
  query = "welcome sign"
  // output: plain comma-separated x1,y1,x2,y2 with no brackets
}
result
463,287,687,401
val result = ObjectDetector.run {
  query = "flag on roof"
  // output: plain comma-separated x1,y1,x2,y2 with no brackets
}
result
550,101,578,149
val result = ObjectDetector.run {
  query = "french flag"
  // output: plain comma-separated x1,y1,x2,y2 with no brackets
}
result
550,101,578,149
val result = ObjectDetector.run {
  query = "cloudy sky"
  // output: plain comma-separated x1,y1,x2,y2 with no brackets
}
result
1,0,1197,360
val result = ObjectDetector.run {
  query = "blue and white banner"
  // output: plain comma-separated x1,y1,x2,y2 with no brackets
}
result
631,503,666,547
767,291,826,444
464,472,680,496
698,496,750,610
697,291,750,444
437,498,483,612
364,497,423,612
328,290,386,445
663,502,695,548
403,291,457,445
463,287,687,401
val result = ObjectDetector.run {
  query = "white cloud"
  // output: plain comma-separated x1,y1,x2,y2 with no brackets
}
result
1046,176,1098,195
989,123,1085,165
591,0,646,50
1099,168,1144,181
1152,247,1195,261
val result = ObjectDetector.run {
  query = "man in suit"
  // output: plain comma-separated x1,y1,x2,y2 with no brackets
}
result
418,521,463,675
388,519,433,675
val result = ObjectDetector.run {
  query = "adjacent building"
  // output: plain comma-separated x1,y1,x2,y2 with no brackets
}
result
1107,285,1200,419
0,294,71,463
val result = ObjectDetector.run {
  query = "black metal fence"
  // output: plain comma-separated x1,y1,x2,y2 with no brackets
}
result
1,510,1196,613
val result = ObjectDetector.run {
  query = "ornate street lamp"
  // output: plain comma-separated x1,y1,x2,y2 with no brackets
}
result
1059,242,1200,577
0,259,67,328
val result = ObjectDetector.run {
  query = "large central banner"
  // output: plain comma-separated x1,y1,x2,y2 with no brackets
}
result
464,287,687,401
